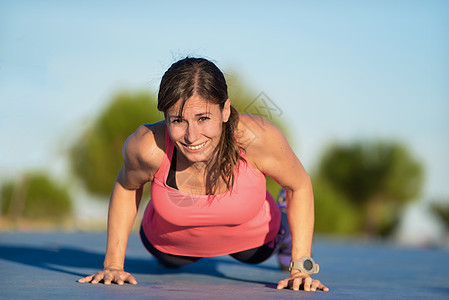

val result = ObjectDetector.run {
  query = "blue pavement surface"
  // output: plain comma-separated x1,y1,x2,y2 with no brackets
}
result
1,232,448,299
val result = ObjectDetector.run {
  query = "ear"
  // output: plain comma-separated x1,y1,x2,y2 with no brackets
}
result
222,99,231,122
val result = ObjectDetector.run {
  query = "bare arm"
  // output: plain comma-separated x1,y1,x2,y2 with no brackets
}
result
241,115,328,291
78,178,141,285
79,124,163,285
245,116,314,258
103,178,142,271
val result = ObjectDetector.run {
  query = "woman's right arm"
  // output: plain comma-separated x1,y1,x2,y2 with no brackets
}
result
79,124,163,285
79,178,141,285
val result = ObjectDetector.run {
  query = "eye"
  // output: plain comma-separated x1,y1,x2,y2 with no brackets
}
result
170,118,184,124
199,116,210,122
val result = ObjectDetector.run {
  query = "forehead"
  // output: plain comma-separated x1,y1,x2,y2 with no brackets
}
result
166,95,219,116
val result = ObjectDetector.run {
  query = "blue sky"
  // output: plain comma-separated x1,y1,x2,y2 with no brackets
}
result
1,0,448,209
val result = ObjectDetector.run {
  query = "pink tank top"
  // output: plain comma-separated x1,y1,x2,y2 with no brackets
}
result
141,128,281,257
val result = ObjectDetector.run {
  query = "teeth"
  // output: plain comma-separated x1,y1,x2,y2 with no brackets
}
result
187,142,206,150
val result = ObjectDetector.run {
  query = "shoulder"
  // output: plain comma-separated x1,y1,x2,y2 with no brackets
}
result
236,113,289,172
236,114,309,191
124,121,165,156
119,121,166,188
237,113,286,150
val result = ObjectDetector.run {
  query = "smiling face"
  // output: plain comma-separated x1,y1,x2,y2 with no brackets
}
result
166,95,230,166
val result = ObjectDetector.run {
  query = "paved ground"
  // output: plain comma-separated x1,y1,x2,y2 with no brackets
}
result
0,232,448,299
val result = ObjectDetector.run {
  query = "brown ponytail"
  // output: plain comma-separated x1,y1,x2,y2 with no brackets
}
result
215,105,245,192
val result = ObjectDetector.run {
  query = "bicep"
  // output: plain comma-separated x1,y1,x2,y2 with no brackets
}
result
117,130,156,190
116,165,149,190
256,125,310,192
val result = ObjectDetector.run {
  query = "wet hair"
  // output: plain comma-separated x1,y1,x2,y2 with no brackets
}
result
158,57,244,194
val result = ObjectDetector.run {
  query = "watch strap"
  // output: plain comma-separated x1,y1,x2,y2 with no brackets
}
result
288,257,319,274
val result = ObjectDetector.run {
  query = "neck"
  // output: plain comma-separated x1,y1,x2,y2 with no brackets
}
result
176,149,217,173
176,150,223,195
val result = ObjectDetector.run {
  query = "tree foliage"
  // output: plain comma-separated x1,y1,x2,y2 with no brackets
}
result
70,91,162,197
313,141,424,236
1,172,72,222
313,177,362,234
431,200,449,231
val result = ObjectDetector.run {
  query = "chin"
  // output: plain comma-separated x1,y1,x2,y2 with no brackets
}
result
181,145,217,163
185,152,213,164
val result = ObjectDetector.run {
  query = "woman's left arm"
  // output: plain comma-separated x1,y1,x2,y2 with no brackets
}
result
245,116,329,292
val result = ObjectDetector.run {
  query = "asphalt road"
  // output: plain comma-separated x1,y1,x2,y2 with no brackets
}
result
1,232,448,299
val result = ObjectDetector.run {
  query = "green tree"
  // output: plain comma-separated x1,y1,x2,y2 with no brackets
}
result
313,141,424,236
431,200,449,232
312,177,362,235
1,172,72,222
70,91,162,197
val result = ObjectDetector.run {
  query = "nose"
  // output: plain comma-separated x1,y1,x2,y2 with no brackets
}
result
185,123,200,144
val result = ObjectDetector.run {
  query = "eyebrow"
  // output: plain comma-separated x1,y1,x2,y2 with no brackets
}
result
168,112,212,119
195,112,212,117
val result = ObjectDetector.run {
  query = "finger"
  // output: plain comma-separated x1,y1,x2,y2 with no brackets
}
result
276,279,288,290
310,279,321,291
116,272,134,285
303,277,313,291
276,280,285,290
91,273,104,284
103,273,113,285
78,275,94,283
292,277,303,291
126,275,138,285
318,282,330,292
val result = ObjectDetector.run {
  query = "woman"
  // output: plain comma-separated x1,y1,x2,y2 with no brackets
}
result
79,57,328,292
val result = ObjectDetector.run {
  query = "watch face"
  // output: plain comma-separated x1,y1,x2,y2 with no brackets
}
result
303,259,313,271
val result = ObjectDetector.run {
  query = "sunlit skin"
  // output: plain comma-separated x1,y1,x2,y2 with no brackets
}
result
165,95,230,175
78,95,329,291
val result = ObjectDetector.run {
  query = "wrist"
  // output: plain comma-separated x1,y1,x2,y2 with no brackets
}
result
289,269,308,276
291,248,311,260
103,263,124,271
288,256,319,274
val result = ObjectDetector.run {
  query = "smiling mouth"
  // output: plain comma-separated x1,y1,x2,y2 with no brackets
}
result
185,141,207,151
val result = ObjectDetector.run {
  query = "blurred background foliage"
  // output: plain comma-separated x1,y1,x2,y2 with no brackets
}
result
313,142,424,237
70,91,163,197
431,200,449,233
1,172,72,224
0,74,430,238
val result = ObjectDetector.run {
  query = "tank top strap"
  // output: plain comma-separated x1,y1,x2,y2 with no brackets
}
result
153,126,174,182
164,126,174,161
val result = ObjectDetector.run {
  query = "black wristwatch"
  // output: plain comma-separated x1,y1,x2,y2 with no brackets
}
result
288,256,319,274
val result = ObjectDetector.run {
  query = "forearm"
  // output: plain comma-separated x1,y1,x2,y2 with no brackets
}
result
286,175,314,260
103,181,142,269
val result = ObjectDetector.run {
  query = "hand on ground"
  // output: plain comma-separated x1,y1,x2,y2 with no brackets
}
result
78,268,137,285
277,272,329,292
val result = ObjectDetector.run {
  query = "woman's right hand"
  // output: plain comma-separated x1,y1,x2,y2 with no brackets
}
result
78,268,137,285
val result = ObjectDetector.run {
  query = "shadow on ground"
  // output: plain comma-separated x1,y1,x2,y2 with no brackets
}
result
0,244,278,288
2,233,449,299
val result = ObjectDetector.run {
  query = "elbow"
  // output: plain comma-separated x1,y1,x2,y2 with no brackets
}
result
284,173,314,206
285,172,312,194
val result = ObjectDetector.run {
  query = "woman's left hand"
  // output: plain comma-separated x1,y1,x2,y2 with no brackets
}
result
276,271,329,292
